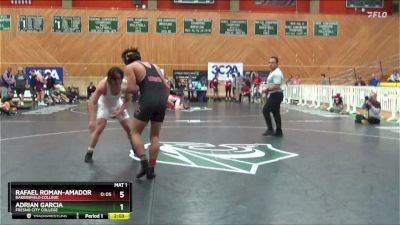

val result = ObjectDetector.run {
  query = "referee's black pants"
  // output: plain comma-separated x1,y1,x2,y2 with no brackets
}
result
262,92,284,131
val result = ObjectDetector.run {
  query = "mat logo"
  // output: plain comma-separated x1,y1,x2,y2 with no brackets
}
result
129,142,298,174
367,11,387,18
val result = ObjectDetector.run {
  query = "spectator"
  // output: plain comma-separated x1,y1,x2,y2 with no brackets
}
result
286,75,293,85
321,74,330,85
187,79,194,101
292,75,301,85
1,67,15,99
35,70,46,106
66,86,79,103
235,73,243,102
354,77,366,86
225,74,232,101
329,93,344,113
239,81,251,103
368,73,380,86
355,92,381,125
232,74,237,99
28,70,37,103
387,69,399,82
87,82,96,100
46,72,56,97
209,74,219,101
14,67,28,106
251,72,262,103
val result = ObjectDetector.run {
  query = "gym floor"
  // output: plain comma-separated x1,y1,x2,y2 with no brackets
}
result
1,102,399,225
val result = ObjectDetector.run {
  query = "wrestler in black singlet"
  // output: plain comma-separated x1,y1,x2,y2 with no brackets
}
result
134,63,168,122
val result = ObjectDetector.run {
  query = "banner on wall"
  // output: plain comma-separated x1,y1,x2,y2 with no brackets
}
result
207,62,243,81
25,67,64,84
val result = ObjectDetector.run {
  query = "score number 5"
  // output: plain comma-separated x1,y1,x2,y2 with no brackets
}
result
119,191,125,210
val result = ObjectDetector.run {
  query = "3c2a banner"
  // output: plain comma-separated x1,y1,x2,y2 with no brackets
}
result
25,67,64,84
208,62,243,81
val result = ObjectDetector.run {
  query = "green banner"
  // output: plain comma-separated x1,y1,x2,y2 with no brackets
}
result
285,20,307,36
0,15,11,31
255,20,278,36
314,21,338,37
346,0,383,8
18,15,44,32
52,16,81,33
220,19,247,35
184,18,212,34
156,18,176,34
89,17,118,33
127,17,148,33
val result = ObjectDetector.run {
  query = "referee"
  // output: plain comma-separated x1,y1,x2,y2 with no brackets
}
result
262,56,284,137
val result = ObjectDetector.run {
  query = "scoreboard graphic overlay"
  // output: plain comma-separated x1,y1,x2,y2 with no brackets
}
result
8,182,132,220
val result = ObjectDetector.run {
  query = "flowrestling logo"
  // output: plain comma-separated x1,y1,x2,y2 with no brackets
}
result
129,142,298,175
367,11,388,18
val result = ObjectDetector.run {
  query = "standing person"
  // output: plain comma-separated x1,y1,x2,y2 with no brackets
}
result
235,73,243,102
14,67,28,106
262,56,285,137
35,70,46,106
28,70,37,103
87,82,96,100
231,74,237,100
321,74,330,85
46,72,56,97
225,74,232,101
252,71,262,103
210,74,219,101
85,67,133,163
122,48,169,179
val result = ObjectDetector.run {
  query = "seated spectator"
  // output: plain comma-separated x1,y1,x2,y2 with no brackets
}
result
87,82,96,100
239,81,251,103
368,74,380,86
387,69,399,82
355,92,381,125
329,93,344,113
292,75,301,85
354,77,366,86
55,83,66,93
0,95,17,115
66,87,79,103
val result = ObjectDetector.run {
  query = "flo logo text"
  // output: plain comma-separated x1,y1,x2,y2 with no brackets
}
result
367,11,388,18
